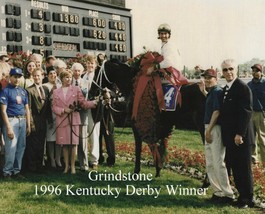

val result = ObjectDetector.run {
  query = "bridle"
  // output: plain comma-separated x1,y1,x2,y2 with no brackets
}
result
95,60,113,86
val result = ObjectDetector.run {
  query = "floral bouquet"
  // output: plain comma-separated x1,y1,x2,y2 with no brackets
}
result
127,46,163,71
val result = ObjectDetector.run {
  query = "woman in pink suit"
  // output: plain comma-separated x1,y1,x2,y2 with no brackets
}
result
52,69,97,174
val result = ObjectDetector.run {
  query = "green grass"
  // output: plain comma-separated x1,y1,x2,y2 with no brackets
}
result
0,128,263,214
0,161,262,214
115,128,204,152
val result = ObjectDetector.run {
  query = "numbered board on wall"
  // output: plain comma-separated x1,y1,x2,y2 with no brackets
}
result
0,0,132,62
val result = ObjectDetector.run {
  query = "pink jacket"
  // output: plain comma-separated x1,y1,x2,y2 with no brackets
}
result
52,85,95,127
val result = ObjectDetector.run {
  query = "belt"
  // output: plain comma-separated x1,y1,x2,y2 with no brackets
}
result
8,115,25,118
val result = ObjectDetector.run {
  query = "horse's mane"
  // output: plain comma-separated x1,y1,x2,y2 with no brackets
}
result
104,60,138,96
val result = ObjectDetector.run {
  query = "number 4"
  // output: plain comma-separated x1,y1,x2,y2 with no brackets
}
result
164,87,174,104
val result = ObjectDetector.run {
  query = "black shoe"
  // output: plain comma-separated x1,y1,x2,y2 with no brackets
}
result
234,200,254,209
237,202,250,209
247,201,255,208
107,160,115,167
201,177,210,188
220,196,234,204
98,156,105,165
210,194,223,203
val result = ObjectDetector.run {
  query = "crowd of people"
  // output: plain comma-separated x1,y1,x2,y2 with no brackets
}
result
0,22,264,210
0,53,116,178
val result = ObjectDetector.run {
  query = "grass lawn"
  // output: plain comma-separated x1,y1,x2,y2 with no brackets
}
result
0,128,263,213
115,128,204,152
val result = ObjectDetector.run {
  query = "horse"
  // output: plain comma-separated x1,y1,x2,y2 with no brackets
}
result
100,59,205,177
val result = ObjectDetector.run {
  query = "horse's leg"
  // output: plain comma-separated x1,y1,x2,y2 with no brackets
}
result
163,135,171,166
148,144,163,177
155,136,171,177
155,145,163,177
132,126,142,174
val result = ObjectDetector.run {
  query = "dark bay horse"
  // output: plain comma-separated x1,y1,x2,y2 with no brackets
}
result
103,60,205,177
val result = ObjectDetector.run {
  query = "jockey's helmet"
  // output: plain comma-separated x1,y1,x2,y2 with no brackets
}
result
158,23,171,35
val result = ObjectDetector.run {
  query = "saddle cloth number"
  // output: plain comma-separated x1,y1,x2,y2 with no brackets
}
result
162,85,178,111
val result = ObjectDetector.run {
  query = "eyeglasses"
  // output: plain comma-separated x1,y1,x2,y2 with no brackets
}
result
222,67,234,72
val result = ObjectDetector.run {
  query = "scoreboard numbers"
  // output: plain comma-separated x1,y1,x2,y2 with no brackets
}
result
0,0,132,62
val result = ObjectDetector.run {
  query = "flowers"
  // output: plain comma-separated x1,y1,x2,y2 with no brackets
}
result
7,51,31,68
66,53,88,70
127,47,163,71
115,140,265,202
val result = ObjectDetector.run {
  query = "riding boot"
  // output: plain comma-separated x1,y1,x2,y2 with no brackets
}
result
70,146,76,174
63,146,69,173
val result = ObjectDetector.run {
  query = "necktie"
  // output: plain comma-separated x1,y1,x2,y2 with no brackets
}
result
223,85,229,102
75,80,78,86
39,86,45,103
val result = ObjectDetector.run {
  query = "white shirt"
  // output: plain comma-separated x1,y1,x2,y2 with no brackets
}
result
225,77,237,89
55,77,62,88
159,40,182,70
81,71,95,100
82,72,95,91
72,78,82,87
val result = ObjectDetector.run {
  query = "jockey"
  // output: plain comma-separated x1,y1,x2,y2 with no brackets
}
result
150,23,187,86
157,23,182,71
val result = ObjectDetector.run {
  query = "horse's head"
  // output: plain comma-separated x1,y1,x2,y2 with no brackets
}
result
104,60,138,96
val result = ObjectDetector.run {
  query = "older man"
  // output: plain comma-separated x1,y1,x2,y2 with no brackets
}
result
219,59,254,209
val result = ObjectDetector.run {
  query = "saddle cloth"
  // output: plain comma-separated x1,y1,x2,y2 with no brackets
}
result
162,84,180,111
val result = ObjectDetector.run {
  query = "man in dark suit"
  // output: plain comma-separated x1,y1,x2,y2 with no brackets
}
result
24,68,51,172
219,59,254,209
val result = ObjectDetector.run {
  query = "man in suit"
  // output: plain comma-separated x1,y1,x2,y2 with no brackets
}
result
71,62,89,171
24,68,51,172
219,59,254,209
96,53,116,167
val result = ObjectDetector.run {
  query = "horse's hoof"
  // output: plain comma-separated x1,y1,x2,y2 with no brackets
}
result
155,173,160,177
134,168,140,174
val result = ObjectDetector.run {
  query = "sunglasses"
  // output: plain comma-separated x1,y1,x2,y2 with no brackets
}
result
222,67,234,72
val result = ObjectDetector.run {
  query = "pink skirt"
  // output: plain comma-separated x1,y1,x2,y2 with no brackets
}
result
56,125,79,145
